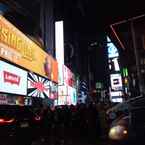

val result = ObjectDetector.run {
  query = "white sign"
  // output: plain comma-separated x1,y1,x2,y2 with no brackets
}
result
110,74,123,90
0,61,27,95
111,97,123,103
110,91,123,97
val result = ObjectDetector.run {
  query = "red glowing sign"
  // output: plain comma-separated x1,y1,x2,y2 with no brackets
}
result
30,81,48,92
3,71,20,85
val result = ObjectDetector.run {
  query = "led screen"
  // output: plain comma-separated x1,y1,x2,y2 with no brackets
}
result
111,96,123,103
58,85,68,96
0,60,27,95
109,58,120,72
63,65,75,87
58,63,64,85
27,72,50,98
107,37,119,58
49,82,58,100
110,91,123,97
67,86,77,105
110,74,123,90
55,21,64,64
57,95,66,105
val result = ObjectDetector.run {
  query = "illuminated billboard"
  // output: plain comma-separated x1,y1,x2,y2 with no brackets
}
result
51,58,58,83
49,82,58,100
67,86,77,105
57,95,66,105
0,60,27,95
109,58,120,72
107,36,119,58
55,21,64,65
58,63,64,85
0,15,58,80
110,91,123,97
63,65,75,87
27,72,50,98
110,74,123,90
111,96,123,103
58,85,68,96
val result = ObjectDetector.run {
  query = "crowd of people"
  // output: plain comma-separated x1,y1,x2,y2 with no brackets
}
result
35,103,109,145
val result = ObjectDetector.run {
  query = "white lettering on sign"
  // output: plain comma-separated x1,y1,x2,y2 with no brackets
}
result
3,71,21,85
0,43,21,62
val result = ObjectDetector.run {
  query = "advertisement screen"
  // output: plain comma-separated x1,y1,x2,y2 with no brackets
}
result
27,72,50,98
63,65,75,87
67,86,77,105
108,58,120,72
55,21,64,65
51,58,58,83
49,82,58,100
110,74,123,90
0,60,27,95
107,37,119,58
111,96,123,103
58,63,64,85
57,95,66,106
58,85,68,96
110,91,123,97
0,15,56,79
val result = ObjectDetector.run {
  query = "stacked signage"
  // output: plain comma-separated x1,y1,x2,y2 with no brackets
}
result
0,15,58,106
107,36,123,103
56,65,77,106
55,21,77,106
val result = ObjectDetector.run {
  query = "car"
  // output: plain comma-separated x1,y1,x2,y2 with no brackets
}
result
107,96,145,144
0,105,42,145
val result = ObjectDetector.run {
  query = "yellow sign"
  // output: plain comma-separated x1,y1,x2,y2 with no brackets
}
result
0,15,52,78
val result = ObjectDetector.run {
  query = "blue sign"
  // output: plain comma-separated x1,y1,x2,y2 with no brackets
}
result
107,36,119,58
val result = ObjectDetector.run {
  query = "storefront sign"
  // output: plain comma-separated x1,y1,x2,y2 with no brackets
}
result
0,60,27,95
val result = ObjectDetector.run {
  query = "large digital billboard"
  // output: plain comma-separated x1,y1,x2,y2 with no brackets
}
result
0,60,27,95
57,95,66,106
67,86,77,105
58,85,68,96
107,36,119,58
63,65,75,87
55,21,64,65
51,58,58,83
110,74,123,90
58,63,64,85
49,82,58,100
27,72,50,98
0,15,57,80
